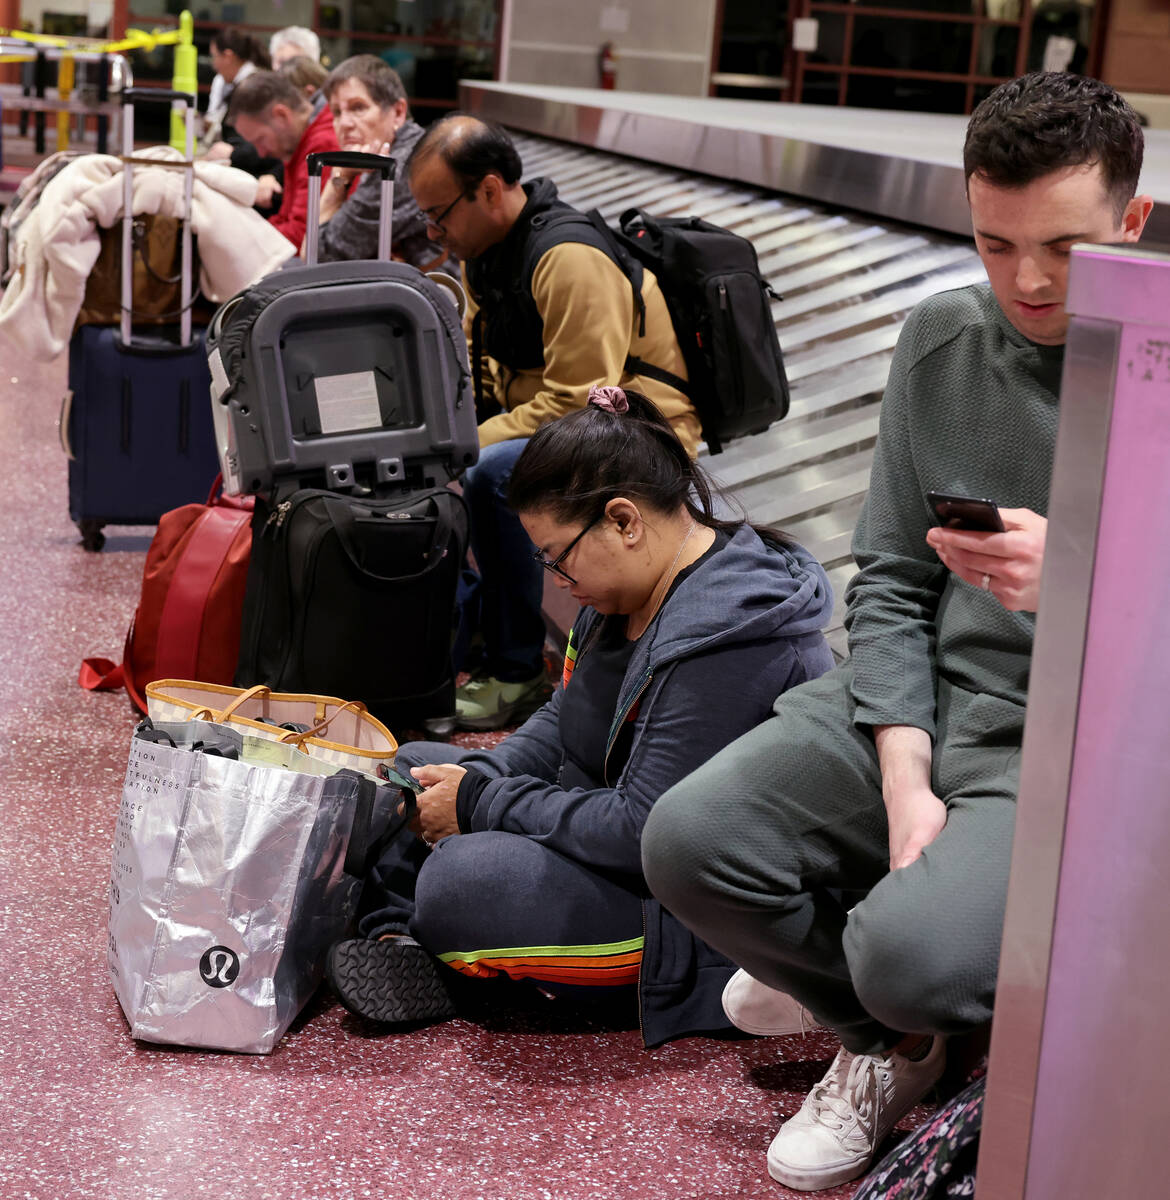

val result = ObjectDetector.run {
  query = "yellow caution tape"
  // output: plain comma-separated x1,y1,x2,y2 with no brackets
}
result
0,16,192,56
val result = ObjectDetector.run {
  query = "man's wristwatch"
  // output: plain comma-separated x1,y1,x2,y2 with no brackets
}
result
330,174,349,193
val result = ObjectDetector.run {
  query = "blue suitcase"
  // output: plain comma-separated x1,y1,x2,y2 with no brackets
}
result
64,325,218,550
64,88,218,552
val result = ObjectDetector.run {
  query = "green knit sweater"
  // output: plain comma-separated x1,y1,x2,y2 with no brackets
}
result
845,283,1064,737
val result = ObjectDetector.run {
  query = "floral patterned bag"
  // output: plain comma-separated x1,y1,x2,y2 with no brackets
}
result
854,1073,986,1200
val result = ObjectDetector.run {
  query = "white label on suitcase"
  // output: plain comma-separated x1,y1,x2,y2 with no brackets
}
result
314,371,382,434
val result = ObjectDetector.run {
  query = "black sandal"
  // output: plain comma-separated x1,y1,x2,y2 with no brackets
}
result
326,936,456,1026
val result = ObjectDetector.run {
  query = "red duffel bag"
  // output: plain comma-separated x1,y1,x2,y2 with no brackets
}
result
80,476,254,712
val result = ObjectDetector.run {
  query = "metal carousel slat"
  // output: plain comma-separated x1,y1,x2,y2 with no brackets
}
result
753,215,857,256
514,142,574,165
762,225,895,273
594,178,711,216
735,207,824,241
774,245,980,321
785,357,893,423
517,143,617,175
781,267,985,348
773,234,934,293
781,502,866,567
704,197,799,229
657,189,763,220
787,327,904,383
825,566,859,658
737,458,875,525
710,409,882,490
555,169,686,210
516,151,591,179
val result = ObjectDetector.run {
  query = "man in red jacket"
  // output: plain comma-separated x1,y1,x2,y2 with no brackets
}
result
229,71,338,250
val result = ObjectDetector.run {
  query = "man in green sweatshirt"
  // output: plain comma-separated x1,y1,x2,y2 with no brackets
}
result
641,72,1153,1192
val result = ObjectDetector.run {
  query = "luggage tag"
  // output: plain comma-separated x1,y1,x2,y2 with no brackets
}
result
240,733,339,776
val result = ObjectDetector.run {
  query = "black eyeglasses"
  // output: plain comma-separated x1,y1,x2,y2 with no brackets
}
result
533,515,601,586
423,190,471,234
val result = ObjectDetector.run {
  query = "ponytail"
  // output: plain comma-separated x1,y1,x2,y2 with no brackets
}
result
507,387,789,544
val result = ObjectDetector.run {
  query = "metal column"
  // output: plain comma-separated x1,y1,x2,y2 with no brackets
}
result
978,242,1170,1198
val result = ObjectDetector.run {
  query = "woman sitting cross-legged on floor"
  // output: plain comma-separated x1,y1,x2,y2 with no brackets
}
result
326,386,836,1046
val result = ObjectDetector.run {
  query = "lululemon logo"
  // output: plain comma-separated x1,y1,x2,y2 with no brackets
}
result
199,946,240,988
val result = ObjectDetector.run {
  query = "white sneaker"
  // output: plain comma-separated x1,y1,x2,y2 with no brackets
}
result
722,969,816,1036
766,1037,945,1191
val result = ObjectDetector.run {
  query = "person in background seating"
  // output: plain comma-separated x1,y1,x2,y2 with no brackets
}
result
407,115,698,731
312,55,448,271
202,28,283,215
325,387,834,1047
279,54,328,102
229,71,339,251
641,72,1153,1193
269,25,321,70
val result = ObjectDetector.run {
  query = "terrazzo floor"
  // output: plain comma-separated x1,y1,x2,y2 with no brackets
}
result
0,336,932,1200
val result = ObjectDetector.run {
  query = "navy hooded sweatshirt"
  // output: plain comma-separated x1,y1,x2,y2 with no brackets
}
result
446,524,834,1046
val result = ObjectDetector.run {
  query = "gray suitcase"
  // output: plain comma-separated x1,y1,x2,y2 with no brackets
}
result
206,151,477,496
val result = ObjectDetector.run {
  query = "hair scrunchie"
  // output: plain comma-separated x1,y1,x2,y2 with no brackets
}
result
588,385,629,414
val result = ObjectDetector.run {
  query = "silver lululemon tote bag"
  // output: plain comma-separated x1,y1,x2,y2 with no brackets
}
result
108,719,408,1053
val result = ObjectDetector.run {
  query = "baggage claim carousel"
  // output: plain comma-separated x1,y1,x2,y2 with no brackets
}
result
459,82,1170,658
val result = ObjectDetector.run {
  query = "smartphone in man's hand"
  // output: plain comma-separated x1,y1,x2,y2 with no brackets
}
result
926,490,1005,533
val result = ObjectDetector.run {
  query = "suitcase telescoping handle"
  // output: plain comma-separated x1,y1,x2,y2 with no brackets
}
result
119,87,197,349
304,151,397,265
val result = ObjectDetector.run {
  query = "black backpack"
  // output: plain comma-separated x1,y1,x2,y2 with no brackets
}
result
522,207,789,454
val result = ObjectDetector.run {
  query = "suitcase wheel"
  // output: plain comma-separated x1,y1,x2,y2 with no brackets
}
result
77,519,106,553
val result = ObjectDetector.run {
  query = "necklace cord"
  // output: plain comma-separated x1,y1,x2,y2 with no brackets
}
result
628,521,697,641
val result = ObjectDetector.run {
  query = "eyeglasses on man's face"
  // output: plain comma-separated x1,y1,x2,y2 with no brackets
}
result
533,514,602,586
422,189,472,234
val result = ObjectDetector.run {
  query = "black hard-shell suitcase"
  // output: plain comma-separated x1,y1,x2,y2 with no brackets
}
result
65,89,217,551
224,153,476,732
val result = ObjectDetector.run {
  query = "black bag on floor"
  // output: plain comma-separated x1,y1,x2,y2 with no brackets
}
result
235,485,469,731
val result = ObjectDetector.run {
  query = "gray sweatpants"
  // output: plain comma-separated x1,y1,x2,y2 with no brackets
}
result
641,666,1022,1055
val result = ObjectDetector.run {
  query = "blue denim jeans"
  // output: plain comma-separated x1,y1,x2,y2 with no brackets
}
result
462,438,546,682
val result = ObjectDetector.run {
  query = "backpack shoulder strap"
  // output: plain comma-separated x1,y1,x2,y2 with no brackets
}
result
623,354,690,397
521,208,646,337
583,209,646,337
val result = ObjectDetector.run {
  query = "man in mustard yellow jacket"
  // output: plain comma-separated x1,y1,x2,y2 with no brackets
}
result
408,115,698,729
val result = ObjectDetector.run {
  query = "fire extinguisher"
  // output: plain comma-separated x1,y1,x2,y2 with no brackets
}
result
599,42,617,90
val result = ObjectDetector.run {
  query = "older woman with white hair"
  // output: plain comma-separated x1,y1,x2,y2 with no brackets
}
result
311,55,450,271
269,26,321,69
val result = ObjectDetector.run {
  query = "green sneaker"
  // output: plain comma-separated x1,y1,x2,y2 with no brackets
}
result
454,672,550,731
